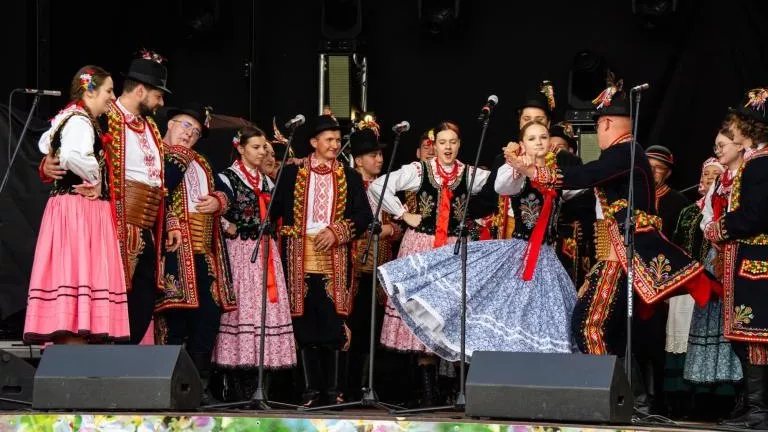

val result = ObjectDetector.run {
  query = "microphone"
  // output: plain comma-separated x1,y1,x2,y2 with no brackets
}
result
18,88,62,97
630,83,650,92
478,95,499,119
284,114,305,129
391,121,410,133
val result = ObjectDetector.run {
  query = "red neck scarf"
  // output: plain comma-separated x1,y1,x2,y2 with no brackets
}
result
712,170,734,221
520,182,558,281
237,160,278,303
433,161,460,248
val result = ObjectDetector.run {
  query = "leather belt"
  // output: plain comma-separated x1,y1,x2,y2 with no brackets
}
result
125,180,162,230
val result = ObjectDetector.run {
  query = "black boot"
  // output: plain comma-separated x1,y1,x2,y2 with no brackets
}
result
190,352,218,405
299,347,322,407
418,364,438,407
238,369,260,401
721,364,768,429
725,364,748,421
326,350,348,405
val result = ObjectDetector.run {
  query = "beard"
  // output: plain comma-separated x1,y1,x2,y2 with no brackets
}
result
138,99,155,117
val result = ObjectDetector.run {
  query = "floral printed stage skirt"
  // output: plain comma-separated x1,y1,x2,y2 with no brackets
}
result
378,238,577,362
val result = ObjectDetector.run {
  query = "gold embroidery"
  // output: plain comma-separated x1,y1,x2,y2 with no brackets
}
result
452,194,467,221
648,254,672,286
734,305,755,327
418,191,435,218
739,259,768,280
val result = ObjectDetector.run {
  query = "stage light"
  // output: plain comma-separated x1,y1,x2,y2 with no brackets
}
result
632,0,678,29
418,0,462,36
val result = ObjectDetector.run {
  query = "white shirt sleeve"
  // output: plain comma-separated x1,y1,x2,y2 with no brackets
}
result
699,181,717,231
467,166,491,194
57,116,100,183
494,163,526,196
367,162,421,218
218,172,233,194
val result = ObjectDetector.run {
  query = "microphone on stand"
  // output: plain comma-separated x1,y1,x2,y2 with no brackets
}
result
679,183,701,194
392,121,410,134
284,114,305,129
630,83,650,93
17,88,62,97
477,95,499,121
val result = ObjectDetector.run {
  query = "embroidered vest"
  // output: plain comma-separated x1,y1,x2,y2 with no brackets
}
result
511,178,560,245
413,161,470,237
222,169,270,240
49,113,110,201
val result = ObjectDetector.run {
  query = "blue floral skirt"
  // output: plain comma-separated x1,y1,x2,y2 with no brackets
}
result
377,239,577,362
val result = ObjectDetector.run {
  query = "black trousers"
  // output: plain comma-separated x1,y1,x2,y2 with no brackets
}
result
127,227,157,345
159,254,221,354
347,271,385,354
292,274,348,349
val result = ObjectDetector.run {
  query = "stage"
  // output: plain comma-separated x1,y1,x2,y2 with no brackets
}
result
0,410,720,432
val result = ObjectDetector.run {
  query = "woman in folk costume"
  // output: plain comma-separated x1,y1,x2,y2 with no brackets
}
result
211,126,296,398
703,92,768,428
377,121,577,363
24,66,127,344
367,121,491,406
665,156,731,417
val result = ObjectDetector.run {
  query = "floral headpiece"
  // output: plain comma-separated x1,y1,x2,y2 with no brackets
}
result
139,48,166,64
540,80,556,111
322,105,337,121
232,131,242,148
744,88,768,114
426,129,435,146
357,118,381,137
702,157,725,172
79,71,95,92
592,73,623,109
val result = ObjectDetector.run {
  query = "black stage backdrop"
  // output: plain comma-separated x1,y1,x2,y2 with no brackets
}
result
1,0,767,326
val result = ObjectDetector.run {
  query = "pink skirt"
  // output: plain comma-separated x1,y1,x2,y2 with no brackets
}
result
379,229,457,353
24,194,129,343
212,237,296,369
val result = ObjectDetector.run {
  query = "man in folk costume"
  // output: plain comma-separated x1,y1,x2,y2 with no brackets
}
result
271,114,373,407
645,145,689,239
705,87,768,430
41,50,171,344
509,76,719,414
347,120,403,400
155,103,235,403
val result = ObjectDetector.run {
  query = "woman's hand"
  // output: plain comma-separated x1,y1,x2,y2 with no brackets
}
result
73,180,101,200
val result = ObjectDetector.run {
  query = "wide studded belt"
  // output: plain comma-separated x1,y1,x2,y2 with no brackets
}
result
124,180,162,230
304,235,333,275
188,213,214,254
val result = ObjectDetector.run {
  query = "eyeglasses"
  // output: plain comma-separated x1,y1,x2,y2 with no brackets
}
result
713,142,733,152
171,119,202,139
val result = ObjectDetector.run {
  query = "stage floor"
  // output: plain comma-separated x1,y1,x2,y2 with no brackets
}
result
0,409,721,432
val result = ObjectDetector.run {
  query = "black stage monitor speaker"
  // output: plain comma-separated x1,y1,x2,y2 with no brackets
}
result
0,349,36,409
32,345,201,410
466,351,632,424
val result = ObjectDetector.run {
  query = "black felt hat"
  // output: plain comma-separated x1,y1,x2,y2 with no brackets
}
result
313,114,342,136
350,127,387,157
593,77,629,119
165,102,211,138
549,122,577,152
123,50,171,94
519,80,556,116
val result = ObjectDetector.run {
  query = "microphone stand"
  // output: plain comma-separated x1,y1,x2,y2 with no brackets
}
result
303,126,407,413
394,109,493,415
624,90,643,385
203,122,301,411
0,93,41,195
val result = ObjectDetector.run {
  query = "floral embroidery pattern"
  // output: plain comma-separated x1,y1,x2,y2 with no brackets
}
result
418,191,435,218
519,193,541,229
734,305,755,327
451,194,468,221
649,254,671,285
